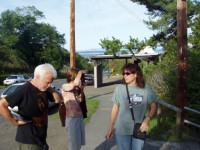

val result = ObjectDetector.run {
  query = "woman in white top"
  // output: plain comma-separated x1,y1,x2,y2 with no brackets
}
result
61,69,87,150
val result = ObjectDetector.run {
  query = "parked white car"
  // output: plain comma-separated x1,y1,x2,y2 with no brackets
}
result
3,74,27,85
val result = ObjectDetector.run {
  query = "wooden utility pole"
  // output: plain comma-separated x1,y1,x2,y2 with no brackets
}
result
70,0,76,68
177,0,188,126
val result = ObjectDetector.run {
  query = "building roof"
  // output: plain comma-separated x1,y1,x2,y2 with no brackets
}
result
90,53,160,62
138,46,158,54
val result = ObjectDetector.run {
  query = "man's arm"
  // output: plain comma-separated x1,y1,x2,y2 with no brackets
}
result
47,87,63,103
0,98,27,126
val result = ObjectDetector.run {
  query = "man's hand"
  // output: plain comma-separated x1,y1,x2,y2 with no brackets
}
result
13,120,31,126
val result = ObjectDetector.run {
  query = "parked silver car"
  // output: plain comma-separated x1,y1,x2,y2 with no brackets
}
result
3,74,27,85
1,82,60,112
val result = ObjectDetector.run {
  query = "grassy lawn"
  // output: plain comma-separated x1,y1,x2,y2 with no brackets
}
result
84,98,100,124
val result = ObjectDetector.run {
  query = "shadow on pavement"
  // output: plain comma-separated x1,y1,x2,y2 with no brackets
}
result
95,135,116,150
102,79,122,87
88,91,114,99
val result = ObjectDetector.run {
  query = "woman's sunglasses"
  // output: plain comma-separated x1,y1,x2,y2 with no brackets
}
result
122,71,135,76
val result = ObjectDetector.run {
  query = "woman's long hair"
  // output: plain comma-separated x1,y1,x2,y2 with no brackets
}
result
66,68,78,83
122,63,145,88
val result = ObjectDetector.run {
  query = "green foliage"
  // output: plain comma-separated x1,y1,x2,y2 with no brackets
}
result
130,0,199,49
130,0,200,138
99,37,123,56
0,45,28,73
75,53,93,73
130,0,177,44
123,36,147,54
100,36,150,74
143,41,200,113
143,41,178,104
0,6,66,73
97,0,200,113
0,6,91,80
188,1,200,50
188,49,200,110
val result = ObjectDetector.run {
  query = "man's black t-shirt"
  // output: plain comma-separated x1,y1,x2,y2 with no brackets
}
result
5,82,54,147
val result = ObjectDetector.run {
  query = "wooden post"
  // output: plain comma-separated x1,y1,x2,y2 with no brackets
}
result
176,109,182,137
177,0,188,127
157,103,161,127
70,0,76,68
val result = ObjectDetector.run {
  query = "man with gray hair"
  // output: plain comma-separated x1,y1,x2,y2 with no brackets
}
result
0,63,62,150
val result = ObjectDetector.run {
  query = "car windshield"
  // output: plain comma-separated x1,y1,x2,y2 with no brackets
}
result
2,85,21,96
7,76,18,79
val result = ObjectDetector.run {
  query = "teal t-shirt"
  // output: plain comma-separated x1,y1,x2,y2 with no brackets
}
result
112,83,157,135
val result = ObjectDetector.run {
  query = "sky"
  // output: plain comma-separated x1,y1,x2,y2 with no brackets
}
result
0,0,156,51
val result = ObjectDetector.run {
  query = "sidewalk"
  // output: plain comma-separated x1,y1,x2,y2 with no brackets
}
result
81,82,200,150
82,83,117,150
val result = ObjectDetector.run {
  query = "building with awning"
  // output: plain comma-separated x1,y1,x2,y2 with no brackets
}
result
90,46,162,88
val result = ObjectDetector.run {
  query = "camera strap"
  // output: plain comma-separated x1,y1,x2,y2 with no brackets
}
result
72,88,80,104
126,84,135,121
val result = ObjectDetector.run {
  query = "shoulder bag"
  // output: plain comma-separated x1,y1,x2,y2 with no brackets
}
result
58,102,66,127
126,84,147,141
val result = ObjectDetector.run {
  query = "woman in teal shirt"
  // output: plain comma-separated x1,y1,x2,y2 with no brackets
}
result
107,63,157,150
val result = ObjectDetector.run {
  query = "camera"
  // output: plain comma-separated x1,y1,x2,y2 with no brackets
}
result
80,73,94,85
81,74,85,85
73,86,81,97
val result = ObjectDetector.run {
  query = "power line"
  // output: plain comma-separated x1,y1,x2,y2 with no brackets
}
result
115,0,144,24
78,0,103,39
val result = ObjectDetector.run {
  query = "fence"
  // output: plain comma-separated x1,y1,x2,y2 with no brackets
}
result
184,106,200,128
156,100,200,137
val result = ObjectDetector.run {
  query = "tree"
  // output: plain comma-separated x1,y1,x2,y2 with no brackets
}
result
99,37,123,56
188,1,200,50
131,0,200,111
123,36,147,54
143,40,178,103
75,53,93,73
0,45,28,73
0,6,66,72
130,0,199,48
